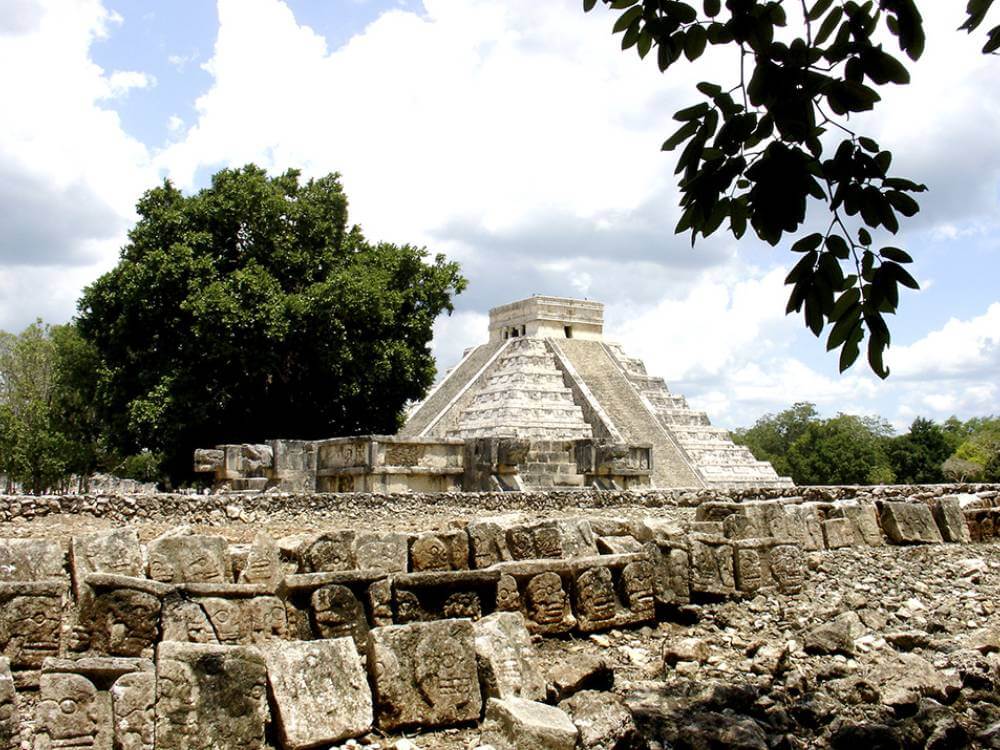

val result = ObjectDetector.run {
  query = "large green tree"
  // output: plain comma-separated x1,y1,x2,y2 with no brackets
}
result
731,401,818,476
884,416,951,483
785,412,894,484
77,166,466,482
584,0,998,377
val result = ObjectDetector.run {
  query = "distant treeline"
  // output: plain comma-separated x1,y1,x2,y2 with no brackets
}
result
731,402,1000,486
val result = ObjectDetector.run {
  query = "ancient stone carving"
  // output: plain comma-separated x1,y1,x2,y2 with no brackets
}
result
410,531,469,572
160,597,218,644
392,571,497,624
311,584,369,645
70,529,143,599
688,537,736,596
110,671,155,750
473,612,546,701
524,572,575,635
575,567,617,629
35,672,112,750
265,639,373,748
769,544,805,594
879,502,944,545
0,658,17,749
620,559,655,619
931,497,972,543
199,598,244,645
367,619,481,730
354,533,409,574
368,579,394,627
822,518,856,549
146,535,230,584
733,545,765,592
155,642,267,750
245,596,288,644
0,539,64,582
73,588,160,657
0,589,62,668
495,574,522,612
238,534,281,585
303,531,357,573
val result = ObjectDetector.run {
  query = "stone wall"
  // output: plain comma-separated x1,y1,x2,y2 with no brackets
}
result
0,486,997,747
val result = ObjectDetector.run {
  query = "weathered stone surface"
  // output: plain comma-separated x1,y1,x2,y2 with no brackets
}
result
931,497,972,544
147,534,231,584
504,519,597,561
822,518,856,549
559,690,644,750
0,538,64,581
72,588,160,656
467,515,523,569
804,612,864,656
474,612,545,701
155,641,268,750
783,505,825,550
367,619,481,730
0,589,62,668
355,533,409,574
879,502,944,545
830,502,884,546
392,570,499,624
688,538,735,596
480,697,578,750
70,529,143,598
368,579,394,627
265,638,373,748
160,597,217,643
523,571,576,635
769,544,805,594
238,533,281,585
572,557,655,632
596,536,644,554
410,531,469,572
311,584,369,645
546,654,613,703
111,671,155,750
869,652,961,708
302,530,357,573
0,658,17,749
36,671,112,749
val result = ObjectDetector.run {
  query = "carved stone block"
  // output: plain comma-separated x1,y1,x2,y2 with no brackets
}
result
410,531,470,572
0,539,64,582
155,642,268,750
504,519,596,562
392,570,499,624
572,556,654,632
160,597,218,644
832,502,884,546
879,502,944,545
930,497,972,543
265,638,373,748
688,537,735,597
0,586,62,668
821,518,856,549
70,529,143,599
769,544,805,594
73,587,161,657
595,535,644,554
311,584,370,646
147,535,230,584
302,530,357,573
473,612,545,702
522,571,575,635
36,671,112,750
354,533,409,574
111,671,155,750
783,505,824,551
237,534,281,585
367,619,481,731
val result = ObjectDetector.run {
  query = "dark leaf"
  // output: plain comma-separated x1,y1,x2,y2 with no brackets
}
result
879,246,913,263
613,6,643,33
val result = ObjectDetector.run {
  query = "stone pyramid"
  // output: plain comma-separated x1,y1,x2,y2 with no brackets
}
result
400,296,791,489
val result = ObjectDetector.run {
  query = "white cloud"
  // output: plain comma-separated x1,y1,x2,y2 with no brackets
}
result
890,303,1000,380
167,115,185,133
104,70,155,98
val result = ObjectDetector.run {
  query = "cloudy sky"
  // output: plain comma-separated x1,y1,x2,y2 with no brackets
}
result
0,0,997,431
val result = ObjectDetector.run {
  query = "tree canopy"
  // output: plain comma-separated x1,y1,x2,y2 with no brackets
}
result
77,165,466,482
584,0,998,377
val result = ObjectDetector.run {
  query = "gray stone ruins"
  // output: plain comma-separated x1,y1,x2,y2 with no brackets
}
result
195,296,792,492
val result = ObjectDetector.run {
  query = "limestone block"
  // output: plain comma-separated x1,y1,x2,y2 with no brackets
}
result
822,518,856,549
111,671,155,750
36,671,113,750
545,654,613,703
0,584,63,668
769,544,805,594
72,587,160,657
830,502,884,546
155,641,268,750
879,502,944,545
193,595,287,646
572,557,655,633
931,497,972,543
393,570,499,624
642,542,690,606
410,531,470,572
733,542,771,592
0,538,64,581
302,530,357,573
0,658,17,749
782,505,824,551
474,612,545,701
688,537,735,597
70,529,143,598
595,535,644,554
467,514,524,568
480,697,578,750
499,565,576,635
355,533,409,574
367,619,481,730
311,584,370,645
147,533,231,584
238,533,282,585
160,596,218,644
504,519,596,561
193,448,224,474
368,579,394,627
265,638,373,748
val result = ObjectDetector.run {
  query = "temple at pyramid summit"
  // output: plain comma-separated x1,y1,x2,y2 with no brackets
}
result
398,296,791,490
194,295,792,492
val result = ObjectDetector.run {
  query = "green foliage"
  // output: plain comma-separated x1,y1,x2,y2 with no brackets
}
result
949,416,1000,479
784,413,894,485
0,321,101,493
884,416,951,483
114,451,164,484
77,165,466,482
941,456,983,482
731,401,817,476
583,0,998,377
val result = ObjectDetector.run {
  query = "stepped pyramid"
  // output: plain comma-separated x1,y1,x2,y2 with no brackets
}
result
400,296,792,489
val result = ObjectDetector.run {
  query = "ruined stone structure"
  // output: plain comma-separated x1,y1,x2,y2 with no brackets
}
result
401,296,791,489
0,487,996,748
